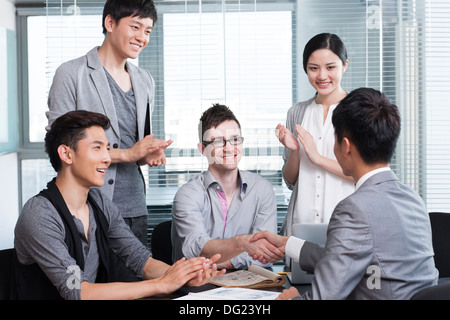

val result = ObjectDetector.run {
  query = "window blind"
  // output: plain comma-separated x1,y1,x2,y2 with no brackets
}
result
422,0,450,210
18,0,450,247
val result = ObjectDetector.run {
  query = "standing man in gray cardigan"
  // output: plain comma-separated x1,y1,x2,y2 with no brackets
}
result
46,0,171,245
251,88,438,299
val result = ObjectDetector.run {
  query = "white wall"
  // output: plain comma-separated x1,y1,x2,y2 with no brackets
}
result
0,0,19,250
0,0,15,31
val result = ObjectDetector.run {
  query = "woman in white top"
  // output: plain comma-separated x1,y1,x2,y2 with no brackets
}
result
278,33,355,235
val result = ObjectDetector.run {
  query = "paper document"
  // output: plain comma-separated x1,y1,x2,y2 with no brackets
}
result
209,264,286,288
175,287,280,300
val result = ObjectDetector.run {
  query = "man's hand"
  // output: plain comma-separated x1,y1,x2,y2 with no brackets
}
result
123,134,172,164
215,260,234,270
156,254,225,294
139,139,173,166
276,287,301,300
238,234,285,264
248,231,289,263
185,254,226,287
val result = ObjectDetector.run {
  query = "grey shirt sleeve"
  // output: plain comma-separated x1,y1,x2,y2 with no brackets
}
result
14,196,84,300
282,98,313,190
14,190,152,300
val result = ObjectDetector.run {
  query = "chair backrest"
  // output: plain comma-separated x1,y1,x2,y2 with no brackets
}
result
411,282,450,300
151,220,173,265
429,212,450,278
0,248,14,300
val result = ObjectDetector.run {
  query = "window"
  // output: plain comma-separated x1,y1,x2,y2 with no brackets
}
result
27,14,106,143
145,6,294,206
17,0,450,247
21,13,106,202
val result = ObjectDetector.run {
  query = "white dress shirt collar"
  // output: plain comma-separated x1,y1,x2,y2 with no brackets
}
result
355,166,391,191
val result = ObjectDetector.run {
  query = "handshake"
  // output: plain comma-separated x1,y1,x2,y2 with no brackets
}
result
246,231,303,300
245,231,290,264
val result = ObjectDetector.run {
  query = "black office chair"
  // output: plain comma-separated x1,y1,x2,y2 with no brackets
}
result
429,212,450,279
411,282,450,300
151,220,173,265
0,248,14,300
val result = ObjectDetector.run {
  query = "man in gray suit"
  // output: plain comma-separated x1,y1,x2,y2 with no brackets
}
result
252,87,438,299
46,0,171,245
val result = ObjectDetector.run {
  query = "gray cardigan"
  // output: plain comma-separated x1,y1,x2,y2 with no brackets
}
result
280,97,314,236
46,47,155,199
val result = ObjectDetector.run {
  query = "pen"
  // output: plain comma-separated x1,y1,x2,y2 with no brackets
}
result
276,272,288,275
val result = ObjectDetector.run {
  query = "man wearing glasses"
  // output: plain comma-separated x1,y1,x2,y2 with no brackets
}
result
171,104,283,269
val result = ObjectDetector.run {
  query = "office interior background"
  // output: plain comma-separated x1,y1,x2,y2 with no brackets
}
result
1,0,449,250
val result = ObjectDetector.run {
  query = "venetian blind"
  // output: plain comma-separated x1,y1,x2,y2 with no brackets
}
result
293,0,450,211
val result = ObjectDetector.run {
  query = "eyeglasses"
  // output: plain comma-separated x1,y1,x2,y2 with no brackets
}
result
202,136,244,148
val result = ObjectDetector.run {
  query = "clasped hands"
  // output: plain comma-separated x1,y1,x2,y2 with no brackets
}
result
247,231,301,300
159,254,226,294
246,231,289,264
178,234,296,300
129,134,173,167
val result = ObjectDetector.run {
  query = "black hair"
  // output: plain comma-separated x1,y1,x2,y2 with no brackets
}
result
102,0,158,35
45,111,111,172
198,103,241,142
332,87,401,164
303,33,348,73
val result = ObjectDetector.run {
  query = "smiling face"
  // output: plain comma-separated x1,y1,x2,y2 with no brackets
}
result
104,14,153,60
65,126,111,189
306,48,348,99
200,120,243,175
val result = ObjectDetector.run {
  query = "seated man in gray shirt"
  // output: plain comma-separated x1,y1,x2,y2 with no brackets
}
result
171,104,283,269
14,110,224,300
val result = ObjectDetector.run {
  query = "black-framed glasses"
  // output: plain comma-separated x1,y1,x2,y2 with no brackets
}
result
202,136,244,148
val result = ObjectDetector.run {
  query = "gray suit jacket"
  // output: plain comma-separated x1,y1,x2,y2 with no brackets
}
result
296,170,439,300
46,47,155,199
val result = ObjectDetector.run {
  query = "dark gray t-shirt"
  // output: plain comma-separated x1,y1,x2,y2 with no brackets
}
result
105,69,147,218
